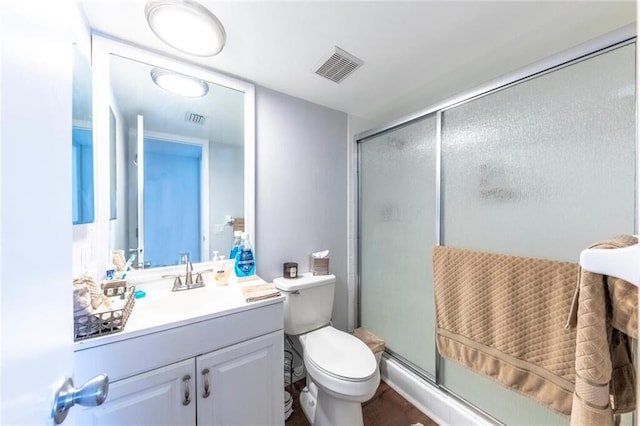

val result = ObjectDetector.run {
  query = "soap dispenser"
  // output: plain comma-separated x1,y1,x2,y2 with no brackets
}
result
230,231,242,260
214,255,229,286
234,232,255,278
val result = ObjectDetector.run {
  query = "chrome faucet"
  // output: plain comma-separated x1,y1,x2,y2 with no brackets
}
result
162,274,184,291
185,261,193,287
164,261,207,292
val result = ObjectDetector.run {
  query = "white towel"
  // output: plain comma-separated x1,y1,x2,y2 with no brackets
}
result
73,284,93,318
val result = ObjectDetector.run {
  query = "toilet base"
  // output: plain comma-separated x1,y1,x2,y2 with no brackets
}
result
299,381,365,426
300,383,316,424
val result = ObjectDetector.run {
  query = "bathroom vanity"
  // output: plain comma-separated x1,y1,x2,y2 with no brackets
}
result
73,276,284,425
69,34,276,424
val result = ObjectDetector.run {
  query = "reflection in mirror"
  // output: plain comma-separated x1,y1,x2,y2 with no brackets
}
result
72,44,94,224
109,54,245,269
109,108,117,220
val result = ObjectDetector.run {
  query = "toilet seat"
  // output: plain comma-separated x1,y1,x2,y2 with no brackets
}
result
301,326,377,382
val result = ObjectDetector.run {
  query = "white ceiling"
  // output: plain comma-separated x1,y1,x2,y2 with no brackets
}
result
80,0,636,126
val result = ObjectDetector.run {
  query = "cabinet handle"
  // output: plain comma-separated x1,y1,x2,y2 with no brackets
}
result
182,375,191,406
202,368,211,398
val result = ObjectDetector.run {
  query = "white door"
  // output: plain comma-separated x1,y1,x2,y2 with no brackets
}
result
1,2,81,424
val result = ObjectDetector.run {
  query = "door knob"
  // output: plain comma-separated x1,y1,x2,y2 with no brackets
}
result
52,374,109,424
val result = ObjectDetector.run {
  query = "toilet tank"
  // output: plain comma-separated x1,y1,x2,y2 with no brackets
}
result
273,273,336,335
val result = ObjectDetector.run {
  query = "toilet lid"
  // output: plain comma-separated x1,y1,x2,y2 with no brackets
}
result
303,327,377,382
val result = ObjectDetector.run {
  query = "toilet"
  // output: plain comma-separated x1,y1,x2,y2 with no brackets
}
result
274,273,380,426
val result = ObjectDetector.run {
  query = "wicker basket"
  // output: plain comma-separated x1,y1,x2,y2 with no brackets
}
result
74,283,135,341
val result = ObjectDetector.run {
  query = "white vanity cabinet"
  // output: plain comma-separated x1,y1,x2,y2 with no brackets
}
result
74,297,284,426
196,331,283,425
76,358,196,425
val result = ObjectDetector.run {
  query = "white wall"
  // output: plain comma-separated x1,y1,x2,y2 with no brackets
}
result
255,86,349,330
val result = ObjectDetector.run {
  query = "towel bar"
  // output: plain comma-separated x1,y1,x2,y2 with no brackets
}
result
579,242,639,287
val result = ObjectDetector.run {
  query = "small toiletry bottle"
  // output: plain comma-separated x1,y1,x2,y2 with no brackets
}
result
214,256,229,286
229,231,242,260
106,263,116,280
234,233,255,277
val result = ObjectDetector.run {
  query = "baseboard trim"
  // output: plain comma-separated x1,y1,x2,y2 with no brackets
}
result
380,356,495,426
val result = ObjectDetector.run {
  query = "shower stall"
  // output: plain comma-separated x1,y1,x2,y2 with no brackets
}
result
357,31,636,425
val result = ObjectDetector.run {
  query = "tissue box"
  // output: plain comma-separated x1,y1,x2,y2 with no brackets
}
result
310,256,329,275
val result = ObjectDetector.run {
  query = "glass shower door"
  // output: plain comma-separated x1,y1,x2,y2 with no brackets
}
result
359,115,438,377
440,43,636,425
358,40,635,426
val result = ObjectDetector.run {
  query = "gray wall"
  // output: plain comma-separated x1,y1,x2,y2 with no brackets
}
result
255,86,349,331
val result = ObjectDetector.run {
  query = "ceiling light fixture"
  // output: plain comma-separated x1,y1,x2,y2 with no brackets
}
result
145,0,226,57
150,68,209,97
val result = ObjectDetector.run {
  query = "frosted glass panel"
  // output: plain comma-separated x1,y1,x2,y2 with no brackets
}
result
359,115,437,376
442,44,635,262
441,44,635,424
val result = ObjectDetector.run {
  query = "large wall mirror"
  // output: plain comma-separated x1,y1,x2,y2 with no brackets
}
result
92,36,255,274
72,44,94,225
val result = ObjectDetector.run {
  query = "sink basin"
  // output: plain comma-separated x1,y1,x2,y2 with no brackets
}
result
133,282,239,325
141,291,205,314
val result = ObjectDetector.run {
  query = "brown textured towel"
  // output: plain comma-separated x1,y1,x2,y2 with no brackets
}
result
433,246,579,416
242,283,281,303
565,235,637,426
433,244,637,420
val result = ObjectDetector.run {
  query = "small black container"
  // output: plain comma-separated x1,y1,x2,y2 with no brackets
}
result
283,262,298,279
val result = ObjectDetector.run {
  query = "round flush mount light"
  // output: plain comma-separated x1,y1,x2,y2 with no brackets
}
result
145,0,226,57
151,68,209,97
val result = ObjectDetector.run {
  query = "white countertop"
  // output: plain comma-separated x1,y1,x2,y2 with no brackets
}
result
74,274,284,351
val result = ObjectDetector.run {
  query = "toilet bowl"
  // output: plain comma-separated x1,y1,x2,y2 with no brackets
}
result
274,273,381,426
299,326,380,426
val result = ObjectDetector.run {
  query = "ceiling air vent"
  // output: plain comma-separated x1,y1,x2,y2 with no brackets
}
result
185,111,207,125
313,46,363,84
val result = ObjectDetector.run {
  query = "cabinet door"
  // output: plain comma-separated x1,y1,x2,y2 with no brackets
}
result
76,358,196,426
196,330,284,426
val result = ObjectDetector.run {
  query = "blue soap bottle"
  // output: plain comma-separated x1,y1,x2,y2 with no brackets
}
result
234,232,255,277
229,230,242,260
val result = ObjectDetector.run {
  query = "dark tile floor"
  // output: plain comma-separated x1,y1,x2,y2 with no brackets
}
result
285,379,439,426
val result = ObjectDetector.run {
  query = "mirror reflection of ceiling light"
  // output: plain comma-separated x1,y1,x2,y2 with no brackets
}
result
145,0,226,57
150,68,209,97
